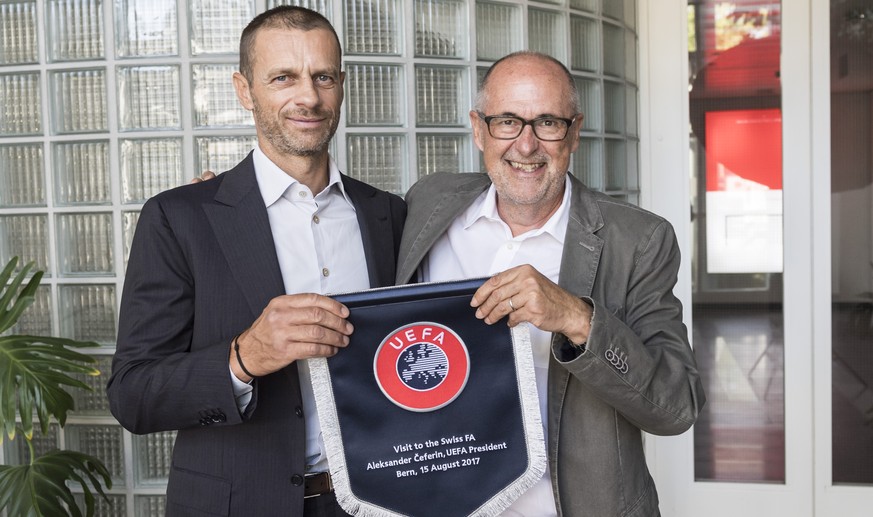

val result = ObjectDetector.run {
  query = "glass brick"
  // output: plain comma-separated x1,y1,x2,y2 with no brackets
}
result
50,68,108,134
135,495,167,517
572,137,603,191
0,214,50,275
134,430,177,485
115,0,179,57
625,29,638,82
122,210,140,272
415,66,468,126
74,494,126,517
0,143,45,207
0,72,42,135
58,284,117,344
65,424,125,482
189,0,254,55
192,64,252,128
623,0,637,30
417,134,468,178
415,0,467,58
570,15,599,72
346,64,404,126
569,0,596,13
475,1,521,61
71,355,113,414
575,76,602,132
120,138,184,203
626,84,638,137
528,8,566,62
195,135,258,174
346,134,405,194
267,0,330,17
605,138,627,191
2,424,60,465
344,0,401,55
603,23,625,78
604,80,625,134
0,1,38,64
46,0,105,62
626,139,639,191
56,213,114,276
117,66,182,130
53,141,111,205
603,0,623,21
4,284,52,337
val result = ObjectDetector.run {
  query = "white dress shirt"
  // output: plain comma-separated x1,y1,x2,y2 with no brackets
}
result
231,145,370,474
419,176,572,516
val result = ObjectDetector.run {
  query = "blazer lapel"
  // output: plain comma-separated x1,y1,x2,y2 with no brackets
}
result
396,175,491,284
203,154,285,317
557,175,604,299
342,176,396,289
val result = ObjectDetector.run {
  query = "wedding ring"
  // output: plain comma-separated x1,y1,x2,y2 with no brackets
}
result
508,297,515,311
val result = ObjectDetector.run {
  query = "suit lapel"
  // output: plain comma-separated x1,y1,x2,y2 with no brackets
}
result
343,176,395,288
396,175,491,284
203,155,285,317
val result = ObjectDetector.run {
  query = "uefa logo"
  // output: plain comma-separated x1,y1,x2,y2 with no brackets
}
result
373,322,470,412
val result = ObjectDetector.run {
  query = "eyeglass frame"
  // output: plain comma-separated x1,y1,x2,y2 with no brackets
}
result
473,111,579,142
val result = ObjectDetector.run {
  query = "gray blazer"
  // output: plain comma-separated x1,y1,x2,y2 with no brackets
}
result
397,172,705,517
107,153,406,516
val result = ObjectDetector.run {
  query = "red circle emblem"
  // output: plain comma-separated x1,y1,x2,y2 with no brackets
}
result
373,322,470,412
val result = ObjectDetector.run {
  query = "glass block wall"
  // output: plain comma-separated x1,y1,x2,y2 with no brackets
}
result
0,0,638,513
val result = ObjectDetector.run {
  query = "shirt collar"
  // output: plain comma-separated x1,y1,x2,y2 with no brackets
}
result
252,144,351,207
464,175,572,244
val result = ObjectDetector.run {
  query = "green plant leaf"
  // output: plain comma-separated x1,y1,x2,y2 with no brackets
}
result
0,449,112,517
0,257,100,442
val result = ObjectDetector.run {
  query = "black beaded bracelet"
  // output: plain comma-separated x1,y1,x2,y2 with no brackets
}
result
233,334,259,379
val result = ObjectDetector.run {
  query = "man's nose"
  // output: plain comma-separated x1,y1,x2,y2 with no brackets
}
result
513,124,540,154
295,78,320,107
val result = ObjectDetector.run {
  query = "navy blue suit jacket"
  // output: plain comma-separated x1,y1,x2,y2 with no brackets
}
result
107,153,406,515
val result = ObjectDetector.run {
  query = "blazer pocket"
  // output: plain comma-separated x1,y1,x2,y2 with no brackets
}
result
167,465,231,516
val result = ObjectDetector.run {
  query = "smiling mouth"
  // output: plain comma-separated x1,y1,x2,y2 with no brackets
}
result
508,160,545,172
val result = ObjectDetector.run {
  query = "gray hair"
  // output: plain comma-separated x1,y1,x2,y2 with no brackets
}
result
475,51,582,114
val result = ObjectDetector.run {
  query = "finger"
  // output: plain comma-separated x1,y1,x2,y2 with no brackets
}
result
276,294,353,333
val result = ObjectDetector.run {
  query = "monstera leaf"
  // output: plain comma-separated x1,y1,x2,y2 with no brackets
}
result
0,257,101,441
0,257,111,516
0,449,111,517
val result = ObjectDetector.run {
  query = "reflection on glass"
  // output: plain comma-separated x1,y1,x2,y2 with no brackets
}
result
192,64,252,127
689,0,785,483
115,0,178,57
830,0,873,486
0,1,38,65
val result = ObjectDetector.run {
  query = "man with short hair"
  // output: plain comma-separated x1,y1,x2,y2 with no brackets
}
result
396,51,705,515
107,6,405,516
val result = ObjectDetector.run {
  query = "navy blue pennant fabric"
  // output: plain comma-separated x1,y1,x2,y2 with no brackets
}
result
310,278,546,517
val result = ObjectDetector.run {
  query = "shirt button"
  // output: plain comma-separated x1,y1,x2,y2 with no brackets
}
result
506,243,515,250
291,474,304,486
295,406,304,418
298,191,307,198
322,268,330,277
313,214,320,224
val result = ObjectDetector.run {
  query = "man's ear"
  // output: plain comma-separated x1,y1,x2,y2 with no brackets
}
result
470,110,485,152
232,72,254,111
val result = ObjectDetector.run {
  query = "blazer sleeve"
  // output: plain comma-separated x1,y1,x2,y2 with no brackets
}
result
555,219,706,436
106,194,245,434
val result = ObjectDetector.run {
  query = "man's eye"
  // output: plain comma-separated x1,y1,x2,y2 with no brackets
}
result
316,75,335,85
275,75,288,82
498,118,520,126
539,119,557,127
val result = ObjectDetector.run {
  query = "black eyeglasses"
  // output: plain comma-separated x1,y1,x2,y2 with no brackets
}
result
475,111,576,141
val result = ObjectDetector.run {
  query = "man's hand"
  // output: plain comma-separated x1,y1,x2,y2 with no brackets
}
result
190,170,217,184
230,293,353,382
471,264,591,345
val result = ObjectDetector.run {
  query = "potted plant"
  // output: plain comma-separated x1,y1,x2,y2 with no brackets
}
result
0,257,111,516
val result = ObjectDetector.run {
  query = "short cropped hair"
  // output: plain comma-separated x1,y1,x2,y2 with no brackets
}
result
475,51,582,115
239,6,341,82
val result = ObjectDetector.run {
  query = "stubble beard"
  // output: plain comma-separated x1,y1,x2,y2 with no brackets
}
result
253,100,338,158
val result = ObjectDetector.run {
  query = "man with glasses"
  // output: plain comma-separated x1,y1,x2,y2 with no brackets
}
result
395,51,705,515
